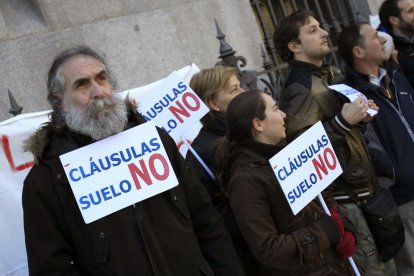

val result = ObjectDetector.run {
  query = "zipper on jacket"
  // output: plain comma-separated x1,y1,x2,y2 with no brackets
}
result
378,70,414,142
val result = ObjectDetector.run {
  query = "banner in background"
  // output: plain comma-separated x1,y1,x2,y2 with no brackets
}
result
121,71,209,142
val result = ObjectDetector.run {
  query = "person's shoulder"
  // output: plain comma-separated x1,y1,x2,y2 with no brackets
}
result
154,127,176,148
285,66,312,90
24,156,60,194
227,164,270,196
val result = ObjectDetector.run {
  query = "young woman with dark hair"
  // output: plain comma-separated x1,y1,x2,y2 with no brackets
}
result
216,90,355,275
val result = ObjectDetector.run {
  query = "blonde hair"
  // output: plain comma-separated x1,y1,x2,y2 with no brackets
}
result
190,66,237,124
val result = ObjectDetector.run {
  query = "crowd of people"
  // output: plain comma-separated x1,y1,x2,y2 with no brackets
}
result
22,0,414,275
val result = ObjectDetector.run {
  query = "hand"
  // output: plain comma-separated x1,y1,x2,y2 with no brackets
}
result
315,214,341,246
336,231,356,259
329,206,344,236
341,98,368,125
361,99,379,123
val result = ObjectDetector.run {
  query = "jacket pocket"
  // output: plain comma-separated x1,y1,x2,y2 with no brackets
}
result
169,186,191,220
87,219,110,263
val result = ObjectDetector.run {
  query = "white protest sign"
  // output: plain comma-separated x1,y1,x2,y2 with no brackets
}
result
328,84,378,116
269,122,343,215
122,71,209,142
59,122,178,223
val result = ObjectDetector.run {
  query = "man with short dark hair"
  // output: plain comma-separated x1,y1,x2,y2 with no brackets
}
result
379,0,414,87
274,10,395,275
22,46,244,275
338,22,414,275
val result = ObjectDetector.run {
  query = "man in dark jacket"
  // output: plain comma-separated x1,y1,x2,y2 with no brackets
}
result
273,10,395,275
338,22,414,275
22,46,244,275
379,0,414,88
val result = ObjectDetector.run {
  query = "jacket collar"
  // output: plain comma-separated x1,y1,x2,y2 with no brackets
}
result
239,139,284,161
227,139,284,173
344,63,392,92
286,60,343,88
391,32,414,45
203,110,227,136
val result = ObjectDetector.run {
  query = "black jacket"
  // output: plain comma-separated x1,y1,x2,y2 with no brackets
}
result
185,111,227,208
344,63,414,205
185,111,259,275
390,32,414,88
23,108,244,275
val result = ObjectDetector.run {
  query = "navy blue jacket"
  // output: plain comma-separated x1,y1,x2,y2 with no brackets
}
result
344,63,414,205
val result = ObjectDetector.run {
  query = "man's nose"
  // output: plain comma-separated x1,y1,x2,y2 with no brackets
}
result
90,81,106,98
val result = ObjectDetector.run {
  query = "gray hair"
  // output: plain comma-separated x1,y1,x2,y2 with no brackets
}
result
46,46,117,129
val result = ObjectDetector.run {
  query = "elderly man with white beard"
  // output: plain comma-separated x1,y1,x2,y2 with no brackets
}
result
22,46,244,276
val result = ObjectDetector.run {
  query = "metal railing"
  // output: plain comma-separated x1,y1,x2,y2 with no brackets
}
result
215,0,371,100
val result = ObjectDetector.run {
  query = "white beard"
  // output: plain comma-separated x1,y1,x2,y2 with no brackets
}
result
64,94,128,140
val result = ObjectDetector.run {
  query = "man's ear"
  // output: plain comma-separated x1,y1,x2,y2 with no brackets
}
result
207,98,220,112
252,117,263,132
287,41,301,54
352,45,365,59
60,94,68,112
389,15,399,28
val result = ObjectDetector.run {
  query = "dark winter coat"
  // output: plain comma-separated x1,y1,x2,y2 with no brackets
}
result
186,111,260,275
22,108,244,276
222,139,353,275
185,111,227,209
344,63,414,205
390,32,414,88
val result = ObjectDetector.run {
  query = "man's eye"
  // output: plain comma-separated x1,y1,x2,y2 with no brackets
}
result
76,80,88,88
97,75,107,81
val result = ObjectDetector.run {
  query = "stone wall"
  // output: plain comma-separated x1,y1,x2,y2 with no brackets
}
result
0,0,263,121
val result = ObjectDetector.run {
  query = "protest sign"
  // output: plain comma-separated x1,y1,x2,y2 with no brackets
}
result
269,121,343,215
59,122,178,224
121,71,209,142
60,122,178,223
328,84,378,116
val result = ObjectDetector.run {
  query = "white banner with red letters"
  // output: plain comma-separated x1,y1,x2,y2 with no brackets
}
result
0,65,201,275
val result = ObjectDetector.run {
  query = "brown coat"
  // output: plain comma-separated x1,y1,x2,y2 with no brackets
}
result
22,111,244,276
223,140,353,275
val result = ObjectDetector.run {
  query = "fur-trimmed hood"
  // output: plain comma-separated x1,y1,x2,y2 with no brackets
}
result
24,122,54,161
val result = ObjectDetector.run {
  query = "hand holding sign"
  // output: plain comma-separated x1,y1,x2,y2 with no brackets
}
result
328,84,378,117
269,122,359,275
